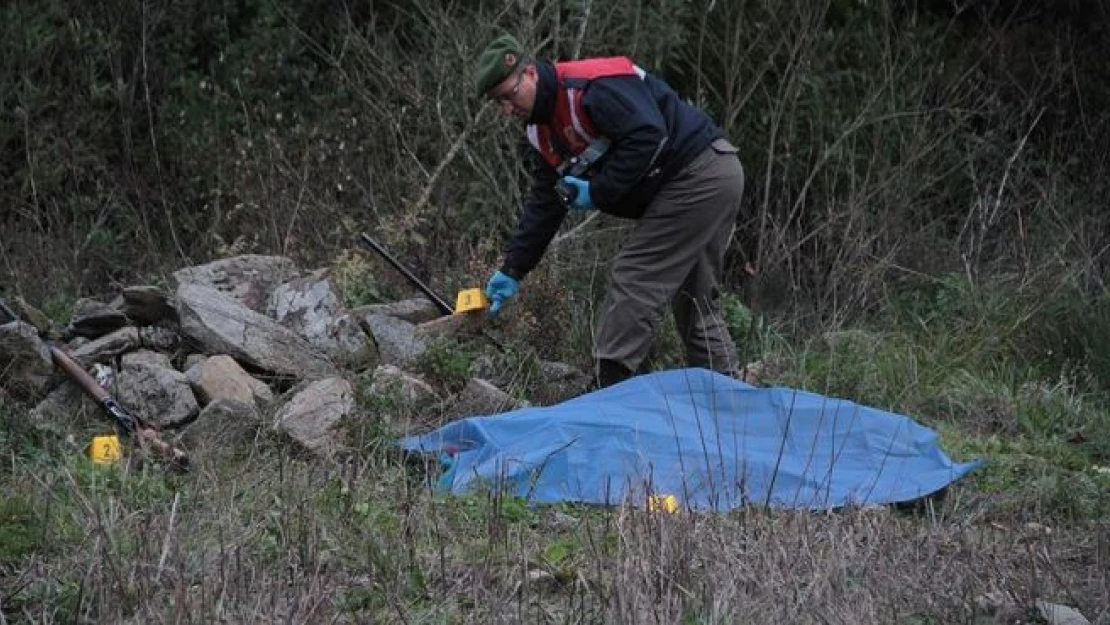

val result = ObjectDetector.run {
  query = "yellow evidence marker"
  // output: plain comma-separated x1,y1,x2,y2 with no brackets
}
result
454,288,489,314
647,494,679,513
86,434,123,465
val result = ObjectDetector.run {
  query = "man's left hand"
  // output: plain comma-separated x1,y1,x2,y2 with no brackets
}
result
561,176,595,211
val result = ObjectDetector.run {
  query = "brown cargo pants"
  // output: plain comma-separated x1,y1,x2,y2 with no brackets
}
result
594,138,744,384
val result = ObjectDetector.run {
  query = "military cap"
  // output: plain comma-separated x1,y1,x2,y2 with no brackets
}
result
474,34,525,97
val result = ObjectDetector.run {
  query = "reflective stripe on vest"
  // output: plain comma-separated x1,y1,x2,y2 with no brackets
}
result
527,57,646,169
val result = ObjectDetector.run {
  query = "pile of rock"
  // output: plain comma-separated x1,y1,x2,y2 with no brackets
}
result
0,254,590,460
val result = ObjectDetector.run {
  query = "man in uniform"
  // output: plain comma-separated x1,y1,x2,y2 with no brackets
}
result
476,34,746,388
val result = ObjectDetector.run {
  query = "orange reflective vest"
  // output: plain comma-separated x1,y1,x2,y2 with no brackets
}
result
526,57,645,170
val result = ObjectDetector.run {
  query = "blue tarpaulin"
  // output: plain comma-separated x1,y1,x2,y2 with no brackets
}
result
400,368,980,511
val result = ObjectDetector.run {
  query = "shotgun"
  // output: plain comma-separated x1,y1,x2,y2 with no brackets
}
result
0,296,189,471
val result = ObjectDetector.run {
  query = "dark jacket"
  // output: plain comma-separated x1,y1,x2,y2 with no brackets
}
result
501,61,725,279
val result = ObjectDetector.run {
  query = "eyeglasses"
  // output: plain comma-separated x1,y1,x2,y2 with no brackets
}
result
490,71,524,104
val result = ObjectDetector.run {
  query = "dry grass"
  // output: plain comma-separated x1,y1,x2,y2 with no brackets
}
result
1,425,1106,625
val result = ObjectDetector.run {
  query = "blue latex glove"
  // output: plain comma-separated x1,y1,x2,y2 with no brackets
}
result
485,270,520,316
561,175,595,211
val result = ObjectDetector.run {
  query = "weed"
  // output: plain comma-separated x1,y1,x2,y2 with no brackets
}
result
332,248,395,308
0,400,60,465
415,337,477,391
0,494,44,562
0,478,82,574
503,264,574,362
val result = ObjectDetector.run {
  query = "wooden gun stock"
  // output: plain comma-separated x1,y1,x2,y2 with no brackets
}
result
2,295,186,470
49,346,189,472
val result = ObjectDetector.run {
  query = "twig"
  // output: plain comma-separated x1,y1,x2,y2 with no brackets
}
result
140,0,188,264
282,157,311,255
409,106,489,217
156,491,181,584
986,108,1045,240
550,212,600,249
960,108,1045,273
572,0,592,59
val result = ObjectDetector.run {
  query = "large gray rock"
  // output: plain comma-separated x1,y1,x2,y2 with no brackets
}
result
69,298,129,339
185,354,273,409
369,364,440,410
975,593,1092,625
71,327,141,367
414,314,473,342
175,283,337,381
273,377,354,454
352,298,442,324
31,379,100,424
1035,601,1090,625
120,285,176,325
360,314,428,367
0,321,55,400
444,378,528,420
172,255,301,313
113,350,199,428
178,397,261,464
268,271,377,370
9,297,54,338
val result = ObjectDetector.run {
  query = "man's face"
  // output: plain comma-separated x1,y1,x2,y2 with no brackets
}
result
487,64,537,121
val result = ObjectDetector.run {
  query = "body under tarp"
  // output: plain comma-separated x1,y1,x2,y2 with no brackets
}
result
400,368,980,511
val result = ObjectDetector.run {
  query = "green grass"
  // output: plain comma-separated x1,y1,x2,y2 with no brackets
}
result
415,337,479,391
745,273,1110,522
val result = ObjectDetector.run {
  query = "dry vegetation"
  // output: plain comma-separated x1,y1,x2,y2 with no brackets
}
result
0,421,1105,624
2,0,1109,623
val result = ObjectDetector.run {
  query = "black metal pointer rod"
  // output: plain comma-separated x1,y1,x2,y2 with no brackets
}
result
359,233,455,316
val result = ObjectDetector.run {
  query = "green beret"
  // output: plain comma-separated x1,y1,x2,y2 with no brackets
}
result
474,34,525,97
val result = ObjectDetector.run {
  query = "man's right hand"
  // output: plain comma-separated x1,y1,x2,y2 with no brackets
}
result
485,270,520,316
